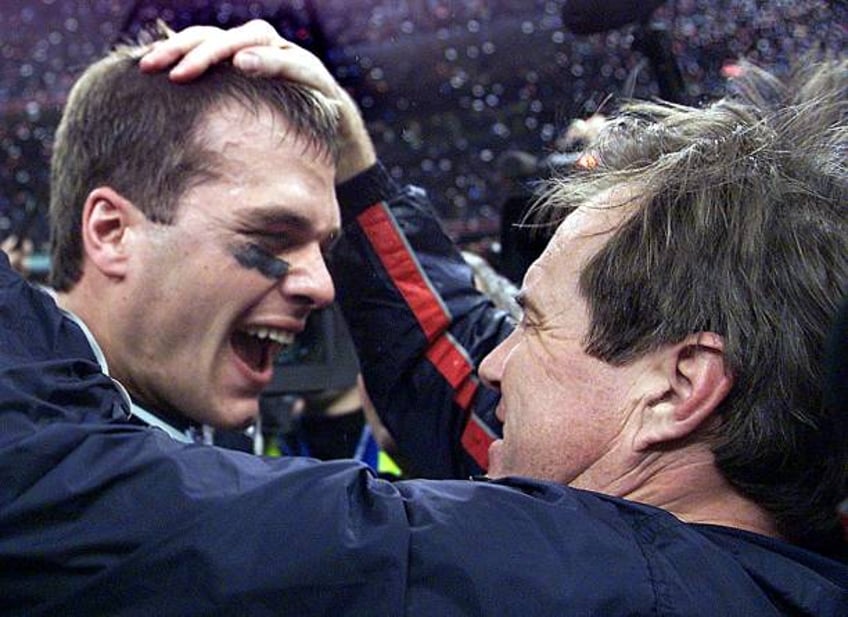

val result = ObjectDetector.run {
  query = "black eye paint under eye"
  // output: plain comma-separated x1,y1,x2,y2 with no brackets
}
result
231,243,290,280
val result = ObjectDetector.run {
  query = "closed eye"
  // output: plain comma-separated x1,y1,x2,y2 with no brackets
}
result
244,230,294,254
514,291,544,330
514,294,532,328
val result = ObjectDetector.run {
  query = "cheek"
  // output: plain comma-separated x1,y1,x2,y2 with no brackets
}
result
517,351,624,433
516,342,585,403
546,345,623,399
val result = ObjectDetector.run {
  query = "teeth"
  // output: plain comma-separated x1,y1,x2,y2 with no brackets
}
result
243,326,295,346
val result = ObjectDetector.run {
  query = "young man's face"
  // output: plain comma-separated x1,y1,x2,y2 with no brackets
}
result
113,104,339,429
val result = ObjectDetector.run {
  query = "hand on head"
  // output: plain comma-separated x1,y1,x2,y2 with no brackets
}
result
139,19,376,182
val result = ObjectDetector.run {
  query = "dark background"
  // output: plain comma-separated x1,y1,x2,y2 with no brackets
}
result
1,0,845,266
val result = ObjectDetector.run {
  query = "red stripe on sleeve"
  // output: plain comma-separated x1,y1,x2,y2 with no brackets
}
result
461,414,495,471
425,334,472,389
454,379,478,410
358,204,448,341
359,202,487,468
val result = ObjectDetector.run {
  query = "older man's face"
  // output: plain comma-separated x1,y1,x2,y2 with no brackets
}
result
479,194,660,492
110,104,340,429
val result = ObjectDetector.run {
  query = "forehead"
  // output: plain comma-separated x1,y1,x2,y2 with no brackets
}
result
524,188,636,305
197,102,333,167
176,104,339,231
558,184,639,239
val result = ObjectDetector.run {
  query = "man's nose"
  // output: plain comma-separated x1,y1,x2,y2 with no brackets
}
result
277,243,335,309
478,331,517,392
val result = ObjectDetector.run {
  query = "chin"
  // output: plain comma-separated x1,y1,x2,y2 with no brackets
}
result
205,399,260,431
486,442,510,479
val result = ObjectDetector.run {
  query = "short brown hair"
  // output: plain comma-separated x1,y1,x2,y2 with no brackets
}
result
49,38,339,291
539,55,848,551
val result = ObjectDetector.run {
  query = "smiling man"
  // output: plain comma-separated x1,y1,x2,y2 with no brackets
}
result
47,38,342,440
479,191,681,488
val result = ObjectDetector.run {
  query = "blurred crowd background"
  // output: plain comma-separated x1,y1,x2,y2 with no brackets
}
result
1,0,846,270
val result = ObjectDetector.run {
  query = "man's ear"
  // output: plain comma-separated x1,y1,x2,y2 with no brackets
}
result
633,333,733,451
80,187,142,279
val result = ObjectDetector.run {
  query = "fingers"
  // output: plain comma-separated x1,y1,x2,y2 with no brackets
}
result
136,18,339,98
139,19,283,82
138,25,224,76
232,45,337,97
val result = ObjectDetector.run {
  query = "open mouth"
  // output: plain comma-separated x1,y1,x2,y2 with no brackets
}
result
230,327,294,376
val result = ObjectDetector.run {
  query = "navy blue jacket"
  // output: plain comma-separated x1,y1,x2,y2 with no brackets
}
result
1,193,846,613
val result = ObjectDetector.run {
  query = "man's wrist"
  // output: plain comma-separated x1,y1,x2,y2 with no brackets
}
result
336,162,398,220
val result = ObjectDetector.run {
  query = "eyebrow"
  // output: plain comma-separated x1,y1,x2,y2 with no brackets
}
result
237,208,316,232
238,207,341,246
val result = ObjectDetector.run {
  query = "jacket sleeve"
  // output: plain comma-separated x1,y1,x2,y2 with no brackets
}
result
0,254,410,615
332,164,515,479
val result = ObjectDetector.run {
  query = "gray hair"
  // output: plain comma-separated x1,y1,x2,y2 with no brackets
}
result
538,54,848,551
